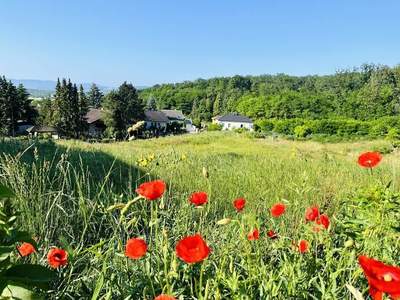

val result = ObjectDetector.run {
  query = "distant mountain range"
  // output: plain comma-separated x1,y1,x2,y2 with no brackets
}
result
11,79,114,91
10,79,148,98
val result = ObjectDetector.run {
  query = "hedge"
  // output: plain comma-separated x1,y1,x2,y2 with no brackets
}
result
255,117,400,137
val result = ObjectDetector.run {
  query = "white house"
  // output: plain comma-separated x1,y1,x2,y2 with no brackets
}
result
144,110,169,133
214,113,254,131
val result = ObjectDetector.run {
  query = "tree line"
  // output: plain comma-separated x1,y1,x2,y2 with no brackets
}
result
139,63,400,126
39,80,144,140
0,74,145,140
3,63,400,139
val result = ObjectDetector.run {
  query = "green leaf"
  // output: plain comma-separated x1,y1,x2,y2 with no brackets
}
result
3,264,56,289
0,185,14,199
0,246,14,262
91,273,104,300
0,282,44,300
345,284,365,300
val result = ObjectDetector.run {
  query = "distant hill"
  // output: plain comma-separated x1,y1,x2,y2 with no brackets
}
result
11,79,147,98
11,79,114,96
26,89,54,98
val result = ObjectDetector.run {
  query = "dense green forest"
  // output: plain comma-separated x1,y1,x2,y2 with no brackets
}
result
140,64,400,126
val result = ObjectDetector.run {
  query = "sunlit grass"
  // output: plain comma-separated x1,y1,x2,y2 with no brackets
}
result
1,132,399,299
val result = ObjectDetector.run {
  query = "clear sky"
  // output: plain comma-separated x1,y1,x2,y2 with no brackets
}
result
1,0,400,87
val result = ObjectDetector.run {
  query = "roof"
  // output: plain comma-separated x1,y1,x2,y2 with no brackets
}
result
144,110,170,123
86,108,104,124
160,109,185,120
217,113,253,123
28,126,58,133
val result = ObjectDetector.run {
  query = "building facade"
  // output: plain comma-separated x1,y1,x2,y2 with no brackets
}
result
214,113,253,131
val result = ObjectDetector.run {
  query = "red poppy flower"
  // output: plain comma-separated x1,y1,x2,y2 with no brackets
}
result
189,192,208,206
359,255,400,300
270,203,286,217
267,230,278,239
136,180,166,200
247,229,260,240
175,234,210,264
358,152,382,168
316,214,330,229
17,242,36,257
154,295,176,300
305,206,319,222
233,198,246,212
125,238,147,259
47,248,68,268
298,240,309,253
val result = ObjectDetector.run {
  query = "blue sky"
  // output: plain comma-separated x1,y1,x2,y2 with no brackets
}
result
1,0,399,86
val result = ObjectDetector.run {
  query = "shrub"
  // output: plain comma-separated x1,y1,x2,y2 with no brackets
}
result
386,128,400,141
336,120,370,136
369,123,389,137
294,125,312,138
251,131,268,139
273,119,305,135
207,123,223,131
233,127,249,134
308,119,341,135
254,119,274,132
371,144,394,154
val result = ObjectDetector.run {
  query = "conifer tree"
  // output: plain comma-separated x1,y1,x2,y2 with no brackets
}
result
146,96,157,110
53,78,86,138
0,77,9,135
213,94,223,116
17,84,36,123
0,77,35,136
78,85,89,136
3,79,18,136
88,83,103,108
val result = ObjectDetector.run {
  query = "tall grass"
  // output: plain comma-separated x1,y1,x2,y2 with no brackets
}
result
0,132,399,299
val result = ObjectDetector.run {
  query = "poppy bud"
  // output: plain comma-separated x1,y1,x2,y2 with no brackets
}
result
344,240,354,248
202,167,209,178
216,218,231,225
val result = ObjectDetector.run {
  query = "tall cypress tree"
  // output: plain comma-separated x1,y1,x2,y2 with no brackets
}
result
78,85,89,137
70,83,80,138
4,80,19,136
54,78,68,135
0,77,9,135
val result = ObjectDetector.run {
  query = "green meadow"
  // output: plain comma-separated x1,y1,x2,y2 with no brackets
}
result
1,132,400,299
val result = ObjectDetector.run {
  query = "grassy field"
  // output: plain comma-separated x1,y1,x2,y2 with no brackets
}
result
1,132,400,299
